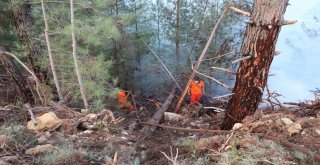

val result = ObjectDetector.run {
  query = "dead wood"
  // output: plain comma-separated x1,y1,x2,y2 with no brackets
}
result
141,87,176,138
141,122,230,135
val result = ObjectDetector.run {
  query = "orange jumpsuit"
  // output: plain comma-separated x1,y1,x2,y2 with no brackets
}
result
189,81,204,105
118,91,135,110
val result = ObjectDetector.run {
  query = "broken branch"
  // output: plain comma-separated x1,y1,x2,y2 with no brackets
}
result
281,20,298,26
211,67,236,74
229,6,251,17
141,122,230,134
192,63,232,91
232,55,252,64
142,41,182,91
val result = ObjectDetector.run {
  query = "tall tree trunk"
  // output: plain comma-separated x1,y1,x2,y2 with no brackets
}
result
40,0,63,101
221,0,289,130
0,45,33,103
175,0,180,67
174,1,231,113
157,0,161,49
70,0,89,109
113,41,119,83
11,0,40,69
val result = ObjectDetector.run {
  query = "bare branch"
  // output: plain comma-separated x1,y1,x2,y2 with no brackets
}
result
203,107,225,112
232,55,252,64
212,93,234,99
142,41,182,91
211,67,236,74
229,6,251,17
192,63,232,91
281,20,298,25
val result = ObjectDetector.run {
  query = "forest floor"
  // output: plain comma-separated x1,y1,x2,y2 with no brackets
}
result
0,102,320,165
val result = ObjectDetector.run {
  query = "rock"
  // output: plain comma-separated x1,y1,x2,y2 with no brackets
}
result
194,136,221,150
25,144,57,155
81,109,89,114
287,123,302,136
0,156,18,165
281,118,294,126
83,130,93,134
0,135,6,148
27,112,62,132
232,123,243,131
37,135,48,144
164,112,183,122
85,114,98,121
315,129,320,135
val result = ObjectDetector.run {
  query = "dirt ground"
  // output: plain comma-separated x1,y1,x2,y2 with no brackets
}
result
0,104,320,165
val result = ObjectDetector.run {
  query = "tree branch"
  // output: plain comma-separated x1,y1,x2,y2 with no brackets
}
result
281,20,298,26
229,6,251,17
142,41,182,91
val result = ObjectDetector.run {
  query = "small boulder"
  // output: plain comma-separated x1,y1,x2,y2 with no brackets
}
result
164,112,183,122
232,123,243,131
315,129,320,135
85,114,98,121
281,118,294,126
27,112,62,132
25,144,57,155
81,109,89,114
287,123,302,136
83,130,93,134
37,136,48,144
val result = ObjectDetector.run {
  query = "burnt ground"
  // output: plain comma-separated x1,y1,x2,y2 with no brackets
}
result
0,104,320,165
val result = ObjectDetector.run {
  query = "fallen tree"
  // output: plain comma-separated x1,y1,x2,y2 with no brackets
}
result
141,87,176,138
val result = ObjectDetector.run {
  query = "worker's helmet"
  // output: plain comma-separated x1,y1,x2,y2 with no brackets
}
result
194,76,200,81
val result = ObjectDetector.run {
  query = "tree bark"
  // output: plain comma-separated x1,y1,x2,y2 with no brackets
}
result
174,0,232,113
221,0,289,130
142,87,176,137
40,0,63,101
70,0,89,109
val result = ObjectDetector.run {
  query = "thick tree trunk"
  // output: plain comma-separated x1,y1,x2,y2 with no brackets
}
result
142,87,176,137
221,0,289,130
11,1,40,69
174,1,231,113
113,42,119,82
70,0,89,109
40,0,63,101
0,45,33,103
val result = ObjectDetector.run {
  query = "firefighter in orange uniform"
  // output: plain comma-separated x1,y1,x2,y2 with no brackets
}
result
188,77,205,105
118,90,135,110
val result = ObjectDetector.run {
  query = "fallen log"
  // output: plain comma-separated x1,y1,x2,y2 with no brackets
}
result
141,122,230,135
141,87,176,138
